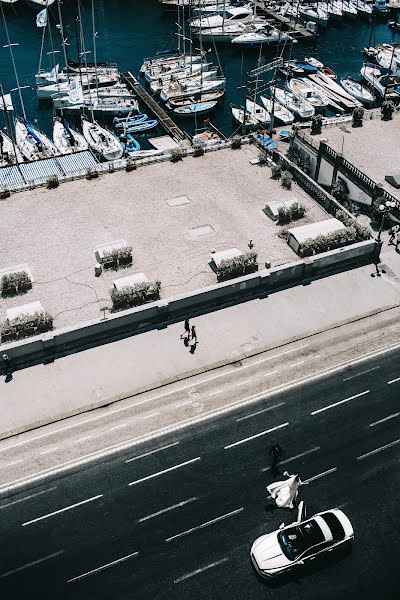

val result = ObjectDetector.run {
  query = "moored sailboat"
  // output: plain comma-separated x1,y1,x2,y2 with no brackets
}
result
82,115,123,161
52,117,88,154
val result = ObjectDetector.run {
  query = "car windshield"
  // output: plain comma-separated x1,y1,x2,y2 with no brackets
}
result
278,520,325,560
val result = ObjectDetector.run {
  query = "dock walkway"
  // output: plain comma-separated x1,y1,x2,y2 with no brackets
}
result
256,2,317,42
123,71,188,144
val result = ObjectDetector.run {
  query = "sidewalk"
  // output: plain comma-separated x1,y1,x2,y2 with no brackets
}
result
1,247,400,440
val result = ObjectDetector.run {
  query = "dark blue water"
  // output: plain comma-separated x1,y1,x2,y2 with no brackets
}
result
0,0,398,139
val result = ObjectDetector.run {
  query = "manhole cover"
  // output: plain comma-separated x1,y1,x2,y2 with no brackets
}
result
189,225,215,238
165,195,191,207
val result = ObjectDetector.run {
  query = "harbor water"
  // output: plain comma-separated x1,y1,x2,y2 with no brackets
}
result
0,0,398,140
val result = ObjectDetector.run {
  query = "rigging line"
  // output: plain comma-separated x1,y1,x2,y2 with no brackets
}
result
0,2,26,120
57,0,69,72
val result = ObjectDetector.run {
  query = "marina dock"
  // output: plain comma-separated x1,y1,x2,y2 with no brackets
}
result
256,2,318,43
123,72,189,145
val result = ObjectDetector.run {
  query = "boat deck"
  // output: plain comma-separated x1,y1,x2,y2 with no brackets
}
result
122,72,189,145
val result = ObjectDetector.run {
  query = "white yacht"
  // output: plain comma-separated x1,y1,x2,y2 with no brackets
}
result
273,87,315,120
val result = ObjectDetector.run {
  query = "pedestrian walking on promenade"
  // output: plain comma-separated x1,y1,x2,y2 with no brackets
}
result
182,318,190,339
396,229,400,251
269,443,283,477
189,325,198,354
389,224,400,245
2,353,13,381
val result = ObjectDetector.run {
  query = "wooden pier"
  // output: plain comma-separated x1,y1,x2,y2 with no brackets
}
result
256,2,318,43
123,71,189,144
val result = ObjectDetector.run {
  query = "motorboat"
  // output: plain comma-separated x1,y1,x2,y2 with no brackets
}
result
360,65,400,98
160,78,226,101
24,0,55,8
37,72,120,100
307,71,362,108
334,0,357,19
167,90,224,108
189,6,254,29
198,21,262,43
376,49,400,77
319,2,343,21
15,118,58,161
82,116,123,161
231,105,259,131
114,114,149,129
273,87,315,120
150,69,218,94
245,99,270,125
260,95,295,124
192,128,223,146
173,101,218,117
231,27,293,46
340,78,375,106
302,78,346,112
351,0,372,17
0,130,24,166
118,120,158,134
288,78,329,111
304,57,324,69
54,96,139,116
123,134,141,155
388,21,400,31
140,53,204,75
52,118,89,154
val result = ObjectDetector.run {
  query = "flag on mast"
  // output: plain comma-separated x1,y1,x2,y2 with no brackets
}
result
36,9,48,28
0,94,13,112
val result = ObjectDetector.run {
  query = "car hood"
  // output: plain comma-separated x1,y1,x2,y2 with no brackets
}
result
251,533,292,571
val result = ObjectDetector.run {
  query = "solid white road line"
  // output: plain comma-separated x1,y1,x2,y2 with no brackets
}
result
224,423,289,450
261,446,320,472
22,494,103,527
175,400,193,408
209,389,224,396
343,366,380,381
0,551,64,579
138,497,198,523
236,403,285,422
0,486,57,511
109,423,128,432
128,457,201,486
237,379,252,387
304,467,337,484
357,437,400,461
174,558,229,584
125,441,179,463
388,376,400,385
311,390,370,416
76,435,93,444
68,551,139,583
369,412,400,427
165,507,244,543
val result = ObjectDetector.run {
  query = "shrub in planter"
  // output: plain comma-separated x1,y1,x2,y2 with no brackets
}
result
230,135,242,150
103,245,133,269
335,209,371,241
331,179,349,202
192,143,205,157
271,163,282,179
126,158,137,172
86,167,99,180
381,100,394,121
0,185,10,199
170,148,185,162
1,271,32,295
110,280,161,310
46,174,59,189
278,202,306,225
281,170,293,189
1,311,53,341
352,106,364,127
310,114,323,135
217,251,258,282
299,227,359,257
277,205,291,224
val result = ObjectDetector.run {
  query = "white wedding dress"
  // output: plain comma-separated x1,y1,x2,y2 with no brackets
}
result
266,473,305,509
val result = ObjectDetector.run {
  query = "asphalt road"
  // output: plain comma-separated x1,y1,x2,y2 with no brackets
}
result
0,349,399,600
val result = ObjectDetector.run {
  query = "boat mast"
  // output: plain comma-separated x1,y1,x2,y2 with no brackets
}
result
91,0,99,101
77,0,94,121
0,81,20,165
36,0,49,77
0,2,26,120
57,0,69,72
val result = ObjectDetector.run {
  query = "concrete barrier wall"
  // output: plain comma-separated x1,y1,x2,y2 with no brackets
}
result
0,241,378,365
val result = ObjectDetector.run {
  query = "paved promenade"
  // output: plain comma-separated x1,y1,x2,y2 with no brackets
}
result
1,246,400,440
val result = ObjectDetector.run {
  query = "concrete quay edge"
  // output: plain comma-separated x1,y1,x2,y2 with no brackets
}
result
2,297,400,443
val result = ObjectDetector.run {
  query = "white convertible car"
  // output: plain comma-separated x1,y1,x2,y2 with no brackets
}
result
251,503,354,578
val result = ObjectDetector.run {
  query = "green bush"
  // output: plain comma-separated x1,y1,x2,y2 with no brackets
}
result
331,179,349,202
86,167,99,179
102,245,133,269
271,164,282,179
311,114,323,135
231,135,242,150
299,222,370,258
0,185,10,199
352,107,364,127
381,100,394,121
1,271,32,295
287,147,311,174
217,251,258,282
46,174,59,189
111,280,161,310
281,170,293,189
335,210,371,241
278,202,306,225
170,148,185,162
192,143,205,157
1,311,53,341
